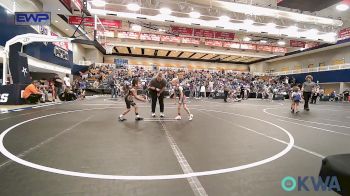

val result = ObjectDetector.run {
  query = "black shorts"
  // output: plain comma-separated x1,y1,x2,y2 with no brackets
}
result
125,96,136,109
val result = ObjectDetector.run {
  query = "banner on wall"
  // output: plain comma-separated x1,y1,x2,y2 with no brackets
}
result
181,37,200,45
170,26,193,36
338,27,350,40
214,31,235,40
290,40,306,48
223,42,240,49
161,35,181,43
140,33,161,41
194,29,215,38
204,40,223,47
68,16,122,28
256,45,272,52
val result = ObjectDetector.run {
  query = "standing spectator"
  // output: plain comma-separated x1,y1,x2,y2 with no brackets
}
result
223,82,230,103
200,83,206,98
53,75,63,101
63,74,71,90
302,75,316,111
148,72,167,117
311,85,320,104
109,76,117,99
343,89,349,102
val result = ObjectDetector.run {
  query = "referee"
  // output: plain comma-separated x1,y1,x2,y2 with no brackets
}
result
302,75,316,111
148,72,167,117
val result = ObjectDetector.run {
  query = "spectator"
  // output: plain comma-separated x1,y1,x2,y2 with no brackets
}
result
63,74,71,90
23,81,43,104
53,75,63,101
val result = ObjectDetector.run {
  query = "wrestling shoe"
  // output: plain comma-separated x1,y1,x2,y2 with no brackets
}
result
175,115,182,120
189,114,193,121
160,113,165,118
135,117,144,121
119,116,126,121
151,113,156,117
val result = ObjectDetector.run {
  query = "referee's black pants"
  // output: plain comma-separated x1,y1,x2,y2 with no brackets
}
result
303,92,312,109
150,91,164,113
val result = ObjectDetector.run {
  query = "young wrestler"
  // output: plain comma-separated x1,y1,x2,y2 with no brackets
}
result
291,86,302,114
119,78,146,121
171,78,193,121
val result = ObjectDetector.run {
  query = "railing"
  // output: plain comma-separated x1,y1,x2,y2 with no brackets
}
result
78,61,92,66
273,63,350,75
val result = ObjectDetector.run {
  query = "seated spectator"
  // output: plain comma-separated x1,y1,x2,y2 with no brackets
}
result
23,81,43,104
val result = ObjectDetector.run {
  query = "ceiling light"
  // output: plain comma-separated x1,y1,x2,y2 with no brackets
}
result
243,37,251,42
127,3,140,11
55,20,58,23
6,10,12,14
92,0,106,7
65,28,69,31
219,15,230,21
277,40,286,46
260,40,267,44
189,11,201,19
131,24,142,32
159,7,172,15
158,28,166,32
336,4,349,11
243,19,254,25
58,8,61,11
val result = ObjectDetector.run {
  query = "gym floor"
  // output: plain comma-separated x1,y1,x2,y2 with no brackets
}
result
0,97,349,196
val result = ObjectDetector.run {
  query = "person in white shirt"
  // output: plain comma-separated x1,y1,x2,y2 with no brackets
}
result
172,78,193,121
200,84,206,98
63,74,71,89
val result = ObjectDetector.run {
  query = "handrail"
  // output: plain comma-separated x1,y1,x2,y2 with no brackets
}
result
272,63,350,75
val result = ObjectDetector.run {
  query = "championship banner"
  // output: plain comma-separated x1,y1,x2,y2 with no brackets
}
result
204,40,222,47
240,43,256,50
161,35,181,43
181,37,200,45
338,27,350,40
194,29,215,38
170,26,193,36
223,42,240,49
256,45,272,52
68,16,122,28
140,33,161,41
214,31,235,40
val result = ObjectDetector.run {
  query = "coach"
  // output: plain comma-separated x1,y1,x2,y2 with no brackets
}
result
148,72,167,117
302,75,316,111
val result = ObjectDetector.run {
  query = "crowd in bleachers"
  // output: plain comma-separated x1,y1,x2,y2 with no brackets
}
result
21,63,349,104
77,64,296,100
